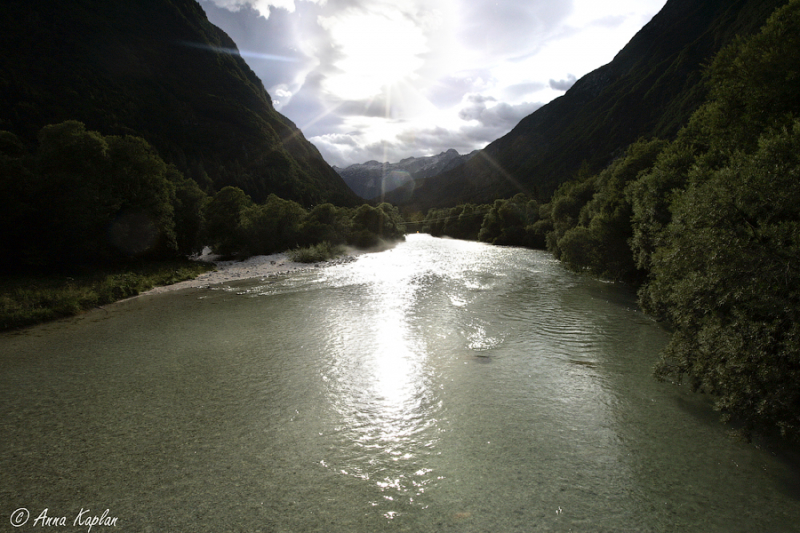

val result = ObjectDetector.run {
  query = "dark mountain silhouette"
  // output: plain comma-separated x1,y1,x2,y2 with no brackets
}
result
0,0,359,206
390,0,787,209
334,149,477,200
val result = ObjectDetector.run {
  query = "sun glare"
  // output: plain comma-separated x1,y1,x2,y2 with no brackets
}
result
320,10,428,100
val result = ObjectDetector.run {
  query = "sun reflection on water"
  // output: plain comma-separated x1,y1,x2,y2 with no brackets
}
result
318,241,444,507
316,235,535,512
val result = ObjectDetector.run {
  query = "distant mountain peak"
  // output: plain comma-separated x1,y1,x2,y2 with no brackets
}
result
336,150,477,200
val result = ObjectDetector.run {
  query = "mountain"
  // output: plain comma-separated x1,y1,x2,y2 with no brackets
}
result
0,0,359,207
391,0,788,209
334,149,477,200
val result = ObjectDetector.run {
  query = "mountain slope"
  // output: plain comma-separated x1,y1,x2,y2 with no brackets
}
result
394,0,787,209
0,0,359,206
335,149,477,200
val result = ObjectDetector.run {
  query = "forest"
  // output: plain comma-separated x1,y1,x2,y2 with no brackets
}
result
0,120,405,330
418,0,800,441
0,120,405,274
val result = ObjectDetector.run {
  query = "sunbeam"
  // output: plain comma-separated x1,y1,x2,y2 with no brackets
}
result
180,41,298,62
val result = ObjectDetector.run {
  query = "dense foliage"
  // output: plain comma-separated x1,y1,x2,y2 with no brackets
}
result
420,0,800,440
637,0,800,439
1,121,405,274
543,138,668,282
0,260,214,331
421,203,491,240
418,194,543,247
205,192,406,256
1,121,183,271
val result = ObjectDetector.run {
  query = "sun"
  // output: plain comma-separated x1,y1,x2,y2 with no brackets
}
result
320,10,428,101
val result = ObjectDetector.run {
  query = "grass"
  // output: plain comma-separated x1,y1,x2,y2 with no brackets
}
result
0,260,215,331
287,241,347,263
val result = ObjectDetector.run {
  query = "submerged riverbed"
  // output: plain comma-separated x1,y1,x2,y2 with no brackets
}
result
2,234,799,532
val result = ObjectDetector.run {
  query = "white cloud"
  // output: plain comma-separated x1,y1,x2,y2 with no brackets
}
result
206,0,326,18
200,0,668,167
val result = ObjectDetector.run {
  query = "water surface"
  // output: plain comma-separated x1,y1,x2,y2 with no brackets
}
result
2,234,798,532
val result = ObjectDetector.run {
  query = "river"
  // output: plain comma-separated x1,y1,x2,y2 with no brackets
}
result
2,234,799,532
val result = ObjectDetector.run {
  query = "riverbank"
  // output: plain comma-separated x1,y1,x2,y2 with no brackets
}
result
141,247,367,295
0,260,215,331
1,244,384,331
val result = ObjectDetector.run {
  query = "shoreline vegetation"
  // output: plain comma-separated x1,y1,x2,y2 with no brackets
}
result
0,240,397,332
0,259,215,332
0,120,407,332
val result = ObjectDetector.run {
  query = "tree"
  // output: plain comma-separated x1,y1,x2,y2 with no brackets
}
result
478,194,538,246
167,165,208,256
33,121,113,266
240,194,307,256
105,134,177,258
297,203,345,247
0,131,36,271
555,138,666,280
649,121,800,439
203,186,253,256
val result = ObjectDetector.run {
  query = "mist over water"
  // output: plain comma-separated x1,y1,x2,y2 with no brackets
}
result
2,234,799,532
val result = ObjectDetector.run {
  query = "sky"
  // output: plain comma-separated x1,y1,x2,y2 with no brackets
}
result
198,0,668,168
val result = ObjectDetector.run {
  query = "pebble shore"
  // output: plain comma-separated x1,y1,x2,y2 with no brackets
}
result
141,248,363,295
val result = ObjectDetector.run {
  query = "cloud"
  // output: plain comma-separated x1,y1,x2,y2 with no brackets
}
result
502,81,547,100
200,0,669,167
421,71,496,108
549,74,577,91
205,0,325,18
457,0,573,58
310,94,543,167
458,94,543,129
591,15,627,28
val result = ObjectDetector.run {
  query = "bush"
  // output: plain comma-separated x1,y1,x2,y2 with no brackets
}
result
287,241,347,263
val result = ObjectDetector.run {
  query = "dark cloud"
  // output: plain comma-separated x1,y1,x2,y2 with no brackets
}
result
549,74,577,91
279,71,345,136
336,98,392,118
459,95,542,129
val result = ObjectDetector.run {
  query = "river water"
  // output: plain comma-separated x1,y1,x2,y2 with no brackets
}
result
2,234,799,532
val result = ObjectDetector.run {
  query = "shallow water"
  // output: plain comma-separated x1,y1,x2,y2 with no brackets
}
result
2,234,799,532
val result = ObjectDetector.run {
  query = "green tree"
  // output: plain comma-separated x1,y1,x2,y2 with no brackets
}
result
203,186,253,256
627,142,697,276
298,203,346,247
240,194,307,256
349,203,405,248
649,121,800,439
478,194,538,246
33,121,113,265
167,165,208,256
556,138,666,280
105,134,177,258
544,175,597,257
